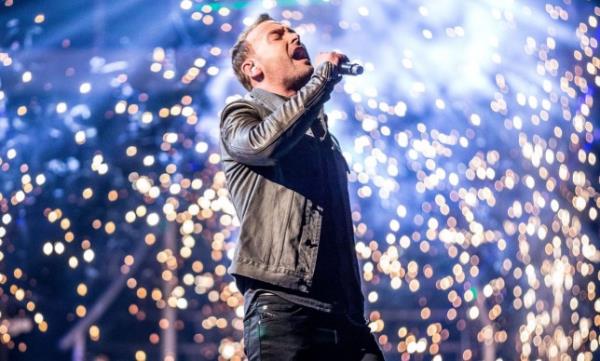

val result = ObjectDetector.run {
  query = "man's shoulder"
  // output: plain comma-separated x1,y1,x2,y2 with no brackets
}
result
219,92,276,130
219,96,255,126
221,94,256,110
220,94,263,117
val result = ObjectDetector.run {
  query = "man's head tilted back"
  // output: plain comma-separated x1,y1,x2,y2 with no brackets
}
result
230,13,314,93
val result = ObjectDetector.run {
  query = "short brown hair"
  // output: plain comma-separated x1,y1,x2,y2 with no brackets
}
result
231,13,275,91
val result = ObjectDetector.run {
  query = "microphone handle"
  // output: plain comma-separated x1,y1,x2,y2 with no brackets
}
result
339,62,364,75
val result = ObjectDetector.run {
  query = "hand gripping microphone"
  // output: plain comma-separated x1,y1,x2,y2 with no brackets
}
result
339,62,364,75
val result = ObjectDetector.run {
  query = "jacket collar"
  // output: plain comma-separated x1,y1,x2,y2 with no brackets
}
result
249,87,289,112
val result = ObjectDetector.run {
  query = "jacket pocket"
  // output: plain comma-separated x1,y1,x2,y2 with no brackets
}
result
277,192,306,271
265,183,293,266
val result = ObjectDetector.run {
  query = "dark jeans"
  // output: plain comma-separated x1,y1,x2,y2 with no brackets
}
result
243,292,386,361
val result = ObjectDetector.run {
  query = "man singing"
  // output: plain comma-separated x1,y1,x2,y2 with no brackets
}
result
219,13,385,361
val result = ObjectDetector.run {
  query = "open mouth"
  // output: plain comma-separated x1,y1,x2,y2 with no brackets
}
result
292,46,309,60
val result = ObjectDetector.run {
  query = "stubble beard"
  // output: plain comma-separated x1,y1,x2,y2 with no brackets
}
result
288,64,314,92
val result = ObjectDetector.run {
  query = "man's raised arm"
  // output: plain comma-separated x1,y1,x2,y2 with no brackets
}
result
220,61,340,166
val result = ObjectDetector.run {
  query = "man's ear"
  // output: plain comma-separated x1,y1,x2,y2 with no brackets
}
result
242,59,263,82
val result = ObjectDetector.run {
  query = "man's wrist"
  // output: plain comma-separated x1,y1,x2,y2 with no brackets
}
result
313,61,340,83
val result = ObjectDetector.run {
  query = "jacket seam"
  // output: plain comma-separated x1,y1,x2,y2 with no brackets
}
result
236,256,308,278
240,174,260,220
278,192,294,266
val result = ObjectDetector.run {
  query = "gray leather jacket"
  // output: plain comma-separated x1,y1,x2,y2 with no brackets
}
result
219,61,358,293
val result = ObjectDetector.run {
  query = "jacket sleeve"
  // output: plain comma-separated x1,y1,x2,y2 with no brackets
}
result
220,61,341,166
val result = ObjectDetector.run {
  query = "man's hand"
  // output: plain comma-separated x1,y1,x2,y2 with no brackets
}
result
314,51,347,92
315,51,349,68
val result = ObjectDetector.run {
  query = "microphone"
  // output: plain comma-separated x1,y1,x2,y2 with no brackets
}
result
339,62,363,75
